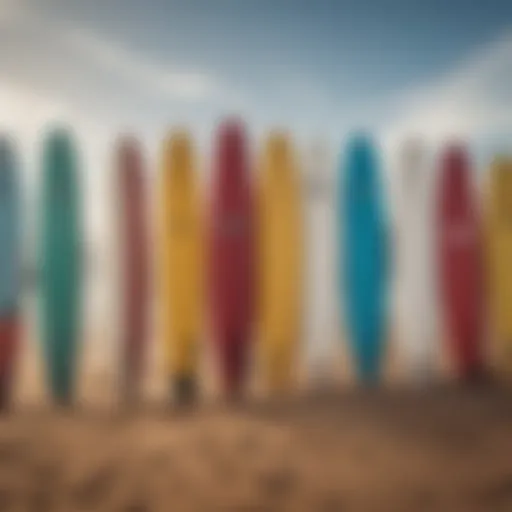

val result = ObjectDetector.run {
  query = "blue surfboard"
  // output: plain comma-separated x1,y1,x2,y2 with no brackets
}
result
0,136,21,408
40,128,82,405
340,134,388,384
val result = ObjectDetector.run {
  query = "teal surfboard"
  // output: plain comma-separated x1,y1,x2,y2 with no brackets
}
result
40,128,82,405
340,134,389,384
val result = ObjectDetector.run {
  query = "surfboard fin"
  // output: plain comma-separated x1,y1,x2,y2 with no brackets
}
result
173,375,197,406
0,373,11,412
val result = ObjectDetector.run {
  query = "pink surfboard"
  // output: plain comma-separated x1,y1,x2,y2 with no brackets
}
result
115,136,149,401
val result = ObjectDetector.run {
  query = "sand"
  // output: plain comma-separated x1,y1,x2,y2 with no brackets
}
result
0,385,509,512
3,322,510,511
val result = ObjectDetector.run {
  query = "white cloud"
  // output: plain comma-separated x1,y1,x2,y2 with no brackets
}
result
63,28,218,102
0,85,70,132
382,29,512,148
0,0,26,24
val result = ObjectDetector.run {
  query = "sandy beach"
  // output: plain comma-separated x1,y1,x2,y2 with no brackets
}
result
0,383,510,512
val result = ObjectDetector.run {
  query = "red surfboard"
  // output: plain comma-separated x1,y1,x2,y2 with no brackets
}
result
437,144,484,380
0,320,18,410
209,120,254,397
115,136,149,402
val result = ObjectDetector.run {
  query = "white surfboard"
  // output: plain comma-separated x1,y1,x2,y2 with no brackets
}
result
303,141,338,385
395,138,438,381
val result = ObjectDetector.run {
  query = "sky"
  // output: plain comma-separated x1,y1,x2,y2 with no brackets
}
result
1,0,512,339
1,0,512,146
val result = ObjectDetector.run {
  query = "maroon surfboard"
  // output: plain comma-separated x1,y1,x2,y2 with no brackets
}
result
0,320,18,409
116,137,149,401
437,144,484,380
209,120,254,397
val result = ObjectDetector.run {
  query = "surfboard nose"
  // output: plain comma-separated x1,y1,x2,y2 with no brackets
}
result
347,132,373,155
45,126,75,152
43,127,77,182
442,144,469,185
400,138,426,184
0,136,14,166
166,130,193,175
216,118,247,178
116,135,142,169
218,117,244,141
346,132,377,184
265,132,293,174
0,137,17,192
0,136,18,184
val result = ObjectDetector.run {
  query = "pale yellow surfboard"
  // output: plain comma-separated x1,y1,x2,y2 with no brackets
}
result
158,131,203,402
257,132,303,391
486,156,512,375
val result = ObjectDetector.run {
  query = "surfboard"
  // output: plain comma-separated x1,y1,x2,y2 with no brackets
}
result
210,119,254,397
341,134,388,384
0,136,21,409
40,128,82,405
303,142,337,385
396,139,437,381
258,132,302,391
485,156,512,376
159,131,202,403
115,136,149,402
437,144,483,380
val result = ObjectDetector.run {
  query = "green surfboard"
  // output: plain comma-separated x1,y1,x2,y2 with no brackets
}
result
40,128,82,405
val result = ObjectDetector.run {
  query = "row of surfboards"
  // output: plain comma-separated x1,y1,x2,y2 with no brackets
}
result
0,119,511,408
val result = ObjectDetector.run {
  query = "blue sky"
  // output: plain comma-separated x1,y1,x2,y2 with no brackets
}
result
1,0,511,331
1,0,512,145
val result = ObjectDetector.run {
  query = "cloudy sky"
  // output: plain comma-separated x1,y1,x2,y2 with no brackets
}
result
1,0,512,336
1,0,512,146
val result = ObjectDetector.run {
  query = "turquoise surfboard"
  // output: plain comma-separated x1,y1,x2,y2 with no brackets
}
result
340,134,388,384
0,136,21,408
40,128,82,405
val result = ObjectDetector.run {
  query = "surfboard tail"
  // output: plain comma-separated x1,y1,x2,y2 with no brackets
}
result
357,361,381,387
50,375,73,407
352,333,385,386
122,331,146,403
0,316,18,411
406,354,435,384
46,340,77,407
457,336,485,383
173,373,197,406
264,342,295,393
168,336,198,405
220,335,248,399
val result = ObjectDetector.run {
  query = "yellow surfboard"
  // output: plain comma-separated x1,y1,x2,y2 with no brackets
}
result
257,132,303,391
486,156,512,375
158,131,203,402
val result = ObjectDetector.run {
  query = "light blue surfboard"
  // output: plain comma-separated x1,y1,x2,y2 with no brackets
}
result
0,136,21,408
339,134,389,384
0,137,21,315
